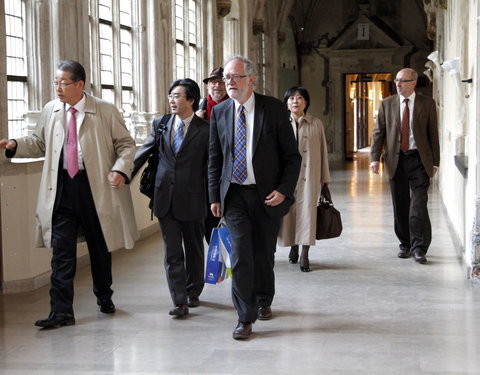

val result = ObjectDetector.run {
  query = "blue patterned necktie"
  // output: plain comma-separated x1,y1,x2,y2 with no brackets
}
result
232,105,248,183
172,120,185,155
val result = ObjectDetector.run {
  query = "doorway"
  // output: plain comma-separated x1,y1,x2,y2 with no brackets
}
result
344,73,392,160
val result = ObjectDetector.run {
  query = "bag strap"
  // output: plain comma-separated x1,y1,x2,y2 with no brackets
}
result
320,184,333,205
152,113,172,153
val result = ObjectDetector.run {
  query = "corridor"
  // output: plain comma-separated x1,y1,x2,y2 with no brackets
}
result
1,153,479,374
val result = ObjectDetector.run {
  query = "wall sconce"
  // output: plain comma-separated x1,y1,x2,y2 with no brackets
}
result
442,57,462,92
423,69,433,83
427,50,442,70
425,61,435,70
442,57,461,75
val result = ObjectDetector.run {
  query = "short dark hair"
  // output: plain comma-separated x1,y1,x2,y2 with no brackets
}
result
56,60,86,82
169,78,201,111
283,86,311,113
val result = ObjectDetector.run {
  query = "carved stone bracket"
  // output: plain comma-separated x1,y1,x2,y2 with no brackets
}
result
217,0,232,18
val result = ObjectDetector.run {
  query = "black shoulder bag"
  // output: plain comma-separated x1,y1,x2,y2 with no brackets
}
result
316,184,343,240
139,114,171,199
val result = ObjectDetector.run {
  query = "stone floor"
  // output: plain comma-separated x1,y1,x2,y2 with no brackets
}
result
1,152,479,374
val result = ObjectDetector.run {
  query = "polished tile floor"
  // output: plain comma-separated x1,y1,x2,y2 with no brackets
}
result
1,153,480,374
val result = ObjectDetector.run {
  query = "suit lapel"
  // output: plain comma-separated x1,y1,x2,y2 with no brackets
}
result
252,93,265,156
392,95,401,131
180,116,201,150
165,115,176,156
225,100,235,151
412,94,422,133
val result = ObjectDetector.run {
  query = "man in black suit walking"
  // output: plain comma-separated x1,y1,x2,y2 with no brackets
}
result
133,79,209,317
209,56,301,339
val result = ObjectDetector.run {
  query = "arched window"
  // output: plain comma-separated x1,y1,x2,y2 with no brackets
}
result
174,0,200,81
5,0,27,138
89,0,135,133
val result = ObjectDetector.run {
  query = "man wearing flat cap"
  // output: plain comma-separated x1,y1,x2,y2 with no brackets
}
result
196,67,229,123
196,67,229,242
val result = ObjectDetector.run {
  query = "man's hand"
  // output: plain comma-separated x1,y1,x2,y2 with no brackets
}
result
0,139,16,150
370,161,380,174
211,202,221,217
265,190,285,206
108,171,126,189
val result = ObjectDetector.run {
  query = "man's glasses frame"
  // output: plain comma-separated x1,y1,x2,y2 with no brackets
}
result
52,81,78,88
394,79,416,83
168,94,186,100
222,74,249,82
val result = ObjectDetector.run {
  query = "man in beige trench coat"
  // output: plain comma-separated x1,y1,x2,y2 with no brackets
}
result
0,60,139,328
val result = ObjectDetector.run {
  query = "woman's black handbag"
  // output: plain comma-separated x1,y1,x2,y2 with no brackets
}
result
139,114,171,199
316,184,343,240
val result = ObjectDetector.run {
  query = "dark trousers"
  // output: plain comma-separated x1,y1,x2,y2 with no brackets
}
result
159,212,205,305
389,151,432,254
50,171,112,315
224,184,281,323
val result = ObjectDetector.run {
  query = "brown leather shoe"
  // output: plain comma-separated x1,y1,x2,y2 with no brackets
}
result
398,248,412,258
232,321,252,340
169,304,189,317
187,296,200,308
413,251,427,264
258,306,272,320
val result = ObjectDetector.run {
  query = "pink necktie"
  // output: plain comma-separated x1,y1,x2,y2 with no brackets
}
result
400,99,410,153
67,107,79,178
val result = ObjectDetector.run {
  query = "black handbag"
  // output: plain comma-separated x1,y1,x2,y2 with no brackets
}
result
316,185,342,240
139,114,171,199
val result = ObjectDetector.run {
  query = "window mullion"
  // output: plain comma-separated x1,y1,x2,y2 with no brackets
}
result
111,0,122,109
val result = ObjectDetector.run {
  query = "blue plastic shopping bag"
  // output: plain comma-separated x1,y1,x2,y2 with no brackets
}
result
205,224,232,284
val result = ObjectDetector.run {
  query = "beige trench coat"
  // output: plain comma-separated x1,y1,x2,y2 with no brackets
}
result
14,93,139,251
278,113,330,246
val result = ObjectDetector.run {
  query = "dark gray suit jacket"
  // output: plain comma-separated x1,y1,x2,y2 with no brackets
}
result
134,114,210,221
371,93,440,178
208,93,301,218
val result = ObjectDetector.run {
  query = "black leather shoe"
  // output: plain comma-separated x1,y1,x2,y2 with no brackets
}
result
413,251,427,264
97,298,116,314
232,321,252,340
258,306,272,320
169,304,189,317
398,248,412,258
34,312,75,328
288,246,299,264
187,296,200,308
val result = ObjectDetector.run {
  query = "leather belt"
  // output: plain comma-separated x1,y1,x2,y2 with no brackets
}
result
401,149,418,156
233,183,256,189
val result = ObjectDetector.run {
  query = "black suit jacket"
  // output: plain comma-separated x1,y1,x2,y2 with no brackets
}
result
208,93,301,217
134,114,210,221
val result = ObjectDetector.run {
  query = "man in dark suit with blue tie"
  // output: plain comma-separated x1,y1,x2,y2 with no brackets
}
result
208,56,301,339
133,79,209,317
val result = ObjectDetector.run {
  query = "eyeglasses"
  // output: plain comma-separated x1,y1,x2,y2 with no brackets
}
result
209,79,225,85
394,79,415,83
53,81,77,88
222,74,249,82
168,94,186,100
